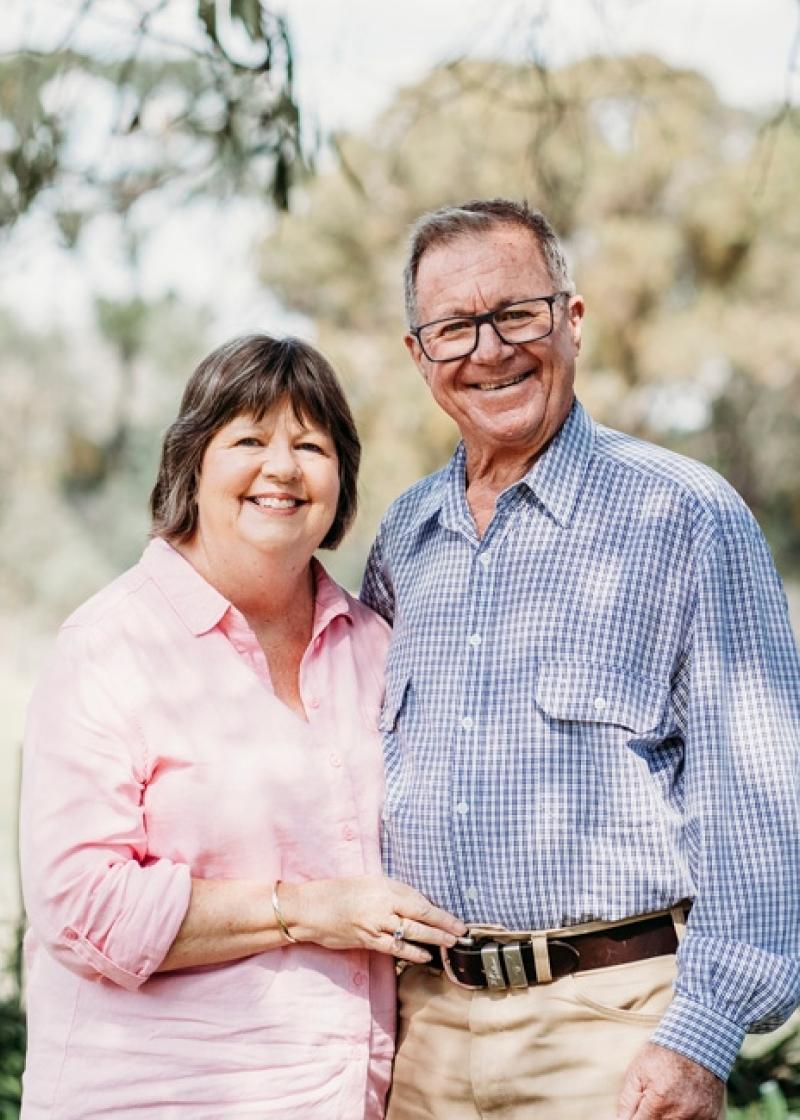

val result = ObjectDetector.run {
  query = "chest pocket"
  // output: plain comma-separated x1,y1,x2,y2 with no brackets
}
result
535,661,669,737
535,661,673,829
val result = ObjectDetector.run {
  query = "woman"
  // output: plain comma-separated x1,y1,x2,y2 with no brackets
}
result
20,335,465,1119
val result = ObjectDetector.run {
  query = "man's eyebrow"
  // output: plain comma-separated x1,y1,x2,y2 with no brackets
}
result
426,298,521,320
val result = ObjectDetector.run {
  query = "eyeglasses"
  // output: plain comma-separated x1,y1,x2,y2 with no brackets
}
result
411,293,570,363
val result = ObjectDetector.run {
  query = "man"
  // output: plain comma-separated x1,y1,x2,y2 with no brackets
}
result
361,199,800,1120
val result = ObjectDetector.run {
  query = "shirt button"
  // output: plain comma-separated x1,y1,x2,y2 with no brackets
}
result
455,801,469,816
352,971,366,988
64,929,78,941
309,697,320,709
479,554,490,568
467,634,481,648
460,716,474,731
342,825,355,840
593,696,607,713
466,886,479,901
329,753,342,768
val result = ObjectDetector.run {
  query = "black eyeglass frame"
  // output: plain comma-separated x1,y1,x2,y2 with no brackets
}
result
410,292,572,363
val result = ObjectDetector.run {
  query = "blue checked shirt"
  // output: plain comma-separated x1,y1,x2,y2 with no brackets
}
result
361,400,800,1080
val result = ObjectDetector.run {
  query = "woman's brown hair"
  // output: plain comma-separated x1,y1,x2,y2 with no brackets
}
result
150,334,360,550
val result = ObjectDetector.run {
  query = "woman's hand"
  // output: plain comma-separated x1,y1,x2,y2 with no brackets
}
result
279,876,468,964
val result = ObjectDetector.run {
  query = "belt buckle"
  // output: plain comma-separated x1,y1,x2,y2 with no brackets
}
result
440,937,484,990
440,937,532,991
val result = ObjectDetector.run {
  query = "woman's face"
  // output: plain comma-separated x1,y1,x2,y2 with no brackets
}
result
192,400,340,563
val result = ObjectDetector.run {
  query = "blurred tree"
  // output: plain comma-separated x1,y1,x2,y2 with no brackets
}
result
0,0,304,240
259,55,800,579
0,1,308,623
0,296,209,625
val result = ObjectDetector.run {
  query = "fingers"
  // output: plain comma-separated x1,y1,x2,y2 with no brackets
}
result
393,915,461,947
377,931,433,965
387,882,468,938
617,1070,644,1120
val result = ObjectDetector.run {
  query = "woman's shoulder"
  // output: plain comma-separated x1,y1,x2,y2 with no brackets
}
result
315,563,391,656
62,562,150,632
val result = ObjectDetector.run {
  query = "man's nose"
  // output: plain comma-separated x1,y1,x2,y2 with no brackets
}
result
471,320,513,363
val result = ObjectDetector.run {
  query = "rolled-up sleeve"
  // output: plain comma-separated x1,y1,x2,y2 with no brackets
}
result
20,623,192,990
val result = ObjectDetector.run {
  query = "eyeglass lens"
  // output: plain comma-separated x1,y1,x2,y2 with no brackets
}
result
418,298,555,361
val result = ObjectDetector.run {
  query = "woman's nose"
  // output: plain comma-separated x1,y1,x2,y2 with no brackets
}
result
258,444,300,481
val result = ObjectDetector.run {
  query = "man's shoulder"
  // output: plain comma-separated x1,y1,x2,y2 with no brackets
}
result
378,461,452,536
593,422,758,539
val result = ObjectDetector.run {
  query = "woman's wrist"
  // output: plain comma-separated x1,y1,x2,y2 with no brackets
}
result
272,880,312,944
272,880,298,943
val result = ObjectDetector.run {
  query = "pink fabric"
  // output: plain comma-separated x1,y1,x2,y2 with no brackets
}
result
20,538,395,1119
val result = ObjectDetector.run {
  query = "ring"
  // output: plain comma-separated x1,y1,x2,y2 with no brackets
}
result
392,924,406,944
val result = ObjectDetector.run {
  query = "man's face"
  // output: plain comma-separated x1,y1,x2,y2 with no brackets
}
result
405,224,584,467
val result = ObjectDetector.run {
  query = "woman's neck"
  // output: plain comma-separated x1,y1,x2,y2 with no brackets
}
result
176,536,315,629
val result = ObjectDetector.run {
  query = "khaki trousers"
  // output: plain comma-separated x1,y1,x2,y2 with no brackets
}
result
387,953,684,1120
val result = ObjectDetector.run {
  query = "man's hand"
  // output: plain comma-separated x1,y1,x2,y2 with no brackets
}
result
617,1043,725,1119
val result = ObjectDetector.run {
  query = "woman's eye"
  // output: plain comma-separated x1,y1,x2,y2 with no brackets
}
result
235,436,262,447
297,441,325,454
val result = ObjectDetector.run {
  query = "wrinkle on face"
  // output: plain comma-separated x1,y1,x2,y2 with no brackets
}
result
407,225,584,486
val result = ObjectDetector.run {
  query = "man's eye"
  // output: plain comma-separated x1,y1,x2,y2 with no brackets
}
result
496,308,534,324
437,319,473,337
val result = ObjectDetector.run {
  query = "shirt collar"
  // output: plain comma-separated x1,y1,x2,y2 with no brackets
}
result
140,539,353,638
404,398,596,536
310,557,353,639
521,399,596,527
141,537,230,635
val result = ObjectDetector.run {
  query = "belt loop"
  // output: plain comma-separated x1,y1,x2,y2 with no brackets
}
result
670,904,688,944
531,934,552,983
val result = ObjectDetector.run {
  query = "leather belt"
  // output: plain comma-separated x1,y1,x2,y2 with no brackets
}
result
426,911,683,991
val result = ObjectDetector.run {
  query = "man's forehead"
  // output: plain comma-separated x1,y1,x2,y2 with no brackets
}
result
415,225,550,314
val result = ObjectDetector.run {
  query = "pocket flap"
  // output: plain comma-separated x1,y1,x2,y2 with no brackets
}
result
535,662,668,734
379,668,411,733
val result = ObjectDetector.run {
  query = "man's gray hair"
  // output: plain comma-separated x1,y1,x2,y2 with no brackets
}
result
403,199,575,326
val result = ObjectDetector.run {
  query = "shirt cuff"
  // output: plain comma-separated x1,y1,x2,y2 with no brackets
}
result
650,993,747,1081
55,861,193,990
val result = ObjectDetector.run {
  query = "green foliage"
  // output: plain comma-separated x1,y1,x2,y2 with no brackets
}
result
0,919,25,1120
0,1,304,237
729,1019,800,1115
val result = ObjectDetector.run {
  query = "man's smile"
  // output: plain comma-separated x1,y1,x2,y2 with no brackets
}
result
469,369,534,393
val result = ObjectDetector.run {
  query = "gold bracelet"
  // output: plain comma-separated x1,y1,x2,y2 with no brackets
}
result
272,880,298,944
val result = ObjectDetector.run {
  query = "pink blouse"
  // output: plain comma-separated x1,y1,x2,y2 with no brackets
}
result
20,538,395,1119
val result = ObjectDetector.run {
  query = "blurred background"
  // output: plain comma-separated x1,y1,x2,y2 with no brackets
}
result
1,1,799,1113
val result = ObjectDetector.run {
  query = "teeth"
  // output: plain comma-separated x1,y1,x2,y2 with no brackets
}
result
251,496,299,509
476,371,529,392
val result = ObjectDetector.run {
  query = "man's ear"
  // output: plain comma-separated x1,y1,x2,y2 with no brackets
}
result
404,332,430,383
567,295,585,354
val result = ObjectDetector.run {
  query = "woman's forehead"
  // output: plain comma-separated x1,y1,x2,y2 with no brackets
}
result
226,400,326,432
